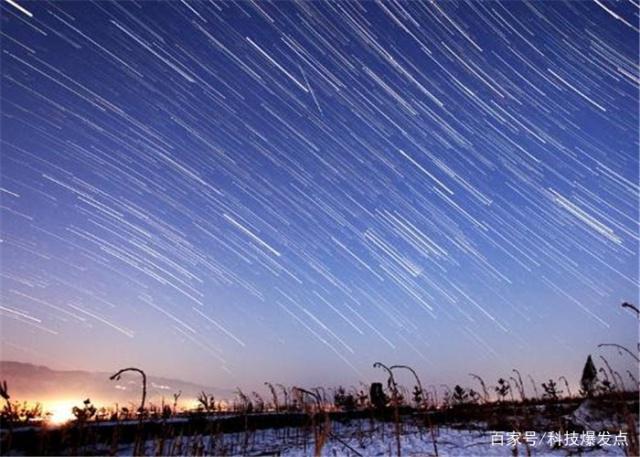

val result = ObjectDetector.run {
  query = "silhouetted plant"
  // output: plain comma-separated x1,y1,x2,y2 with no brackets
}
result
333,386,356,411
599,378,615,395
596,367,616,395
20,402,43,422
579,355,598,398
318,386,330,405
612,370,626,391
72,399,97,422
276,384,289,410
172,390,181,415
95,406,110,422
599,355,620,390
541,379,562,401
451,385,469,405
197,391,215,413
290,386,303,411
1,399,43,424
235,388,252,413
494,378,510,402
411,385,423,407
252,392,264,412
292,386,321,411
356,389,368,408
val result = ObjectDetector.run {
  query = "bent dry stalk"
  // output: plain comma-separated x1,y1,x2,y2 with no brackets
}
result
390,364,438,456
512,369,526,401
109,367,147,456
621,302,639,317
373,362,401,457
109,367,147,419
598,343,640,363
264,382,279,412
558,376,572,398
293,387,329,457
468,373,489,403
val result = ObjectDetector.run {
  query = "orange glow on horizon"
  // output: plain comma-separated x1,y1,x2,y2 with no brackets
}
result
45,400,76,425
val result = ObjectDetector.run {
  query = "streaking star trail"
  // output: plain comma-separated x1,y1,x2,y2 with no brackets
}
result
0,0,637,388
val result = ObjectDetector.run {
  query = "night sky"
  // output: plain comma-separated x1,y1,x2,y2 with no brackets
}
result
1,1,638,393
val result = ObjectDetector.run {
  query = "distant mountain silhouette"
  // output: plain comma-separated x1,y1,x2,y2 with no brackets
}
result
0,361,233,407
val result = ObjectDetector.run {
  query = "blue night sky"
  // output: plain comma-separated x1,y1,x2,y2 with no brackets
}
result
0,1,638,394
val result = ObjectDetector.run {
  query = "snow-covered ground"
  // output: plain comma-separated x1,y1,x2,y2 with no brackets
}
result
109,419,629,456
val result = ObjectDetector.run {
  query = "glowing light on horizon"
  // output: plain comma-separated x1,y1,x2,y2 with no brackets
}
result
46,401,76,425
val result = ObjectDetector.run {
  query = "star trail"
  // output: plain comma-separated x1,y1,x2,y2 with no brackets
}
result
0,0,638,389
